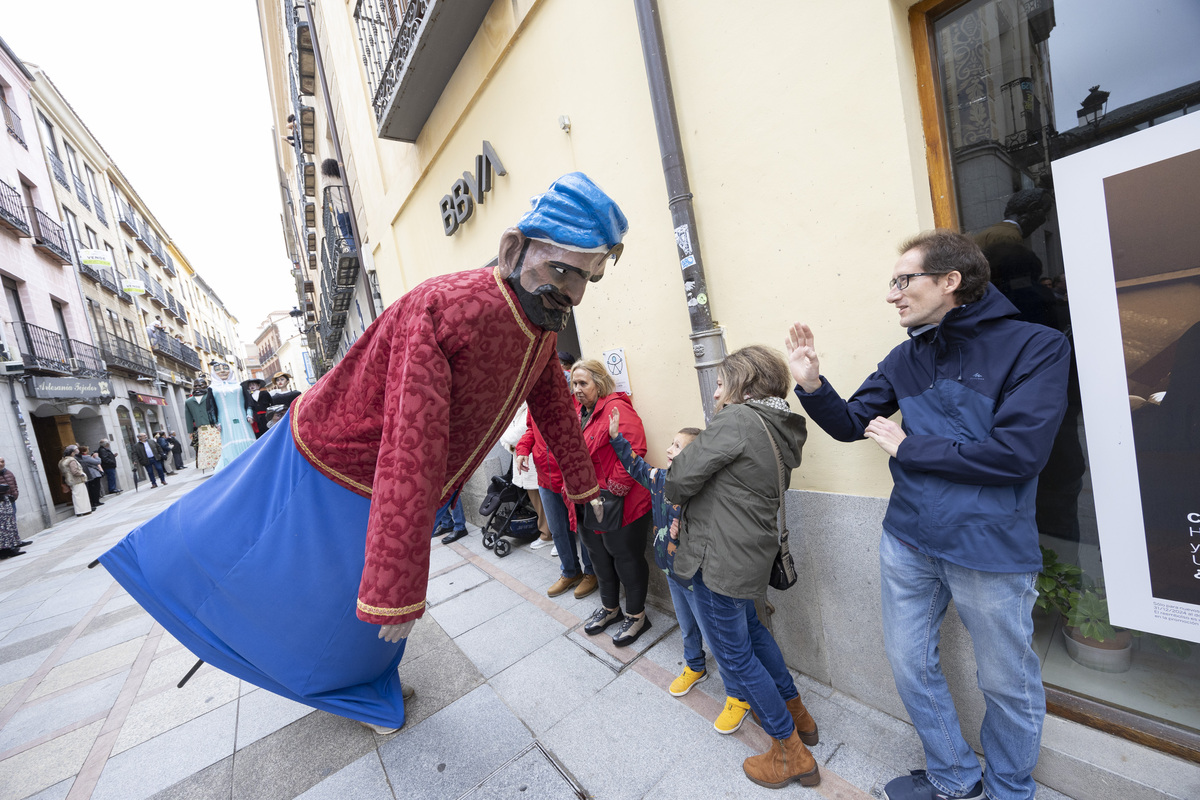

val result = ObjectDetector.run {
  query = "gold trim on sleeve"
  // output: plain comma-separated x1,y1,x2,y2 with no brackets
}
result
357,598,426,617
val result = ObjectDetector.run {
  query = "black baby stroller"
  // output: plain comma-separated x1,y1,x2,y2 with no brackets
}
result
478,462,541,557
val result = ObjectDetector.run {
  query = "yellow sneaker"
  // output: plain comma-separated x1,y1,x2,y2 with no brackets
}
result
714,696,751,735
669,666,708,697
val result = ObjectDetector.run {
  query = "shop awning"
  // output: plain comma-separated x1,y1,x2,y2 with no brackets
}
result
131,393,168,406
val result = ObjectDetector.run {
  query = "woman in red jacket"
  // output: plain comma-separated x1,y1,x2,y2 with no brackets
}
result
570,359,653,646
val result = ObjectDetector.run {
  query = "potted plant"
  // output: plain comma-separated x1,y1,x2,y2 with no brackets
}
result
1037,547,1191,671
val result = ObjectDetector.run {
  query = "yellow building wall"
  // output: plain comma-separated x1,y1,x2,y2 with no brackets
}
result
317,0,939,499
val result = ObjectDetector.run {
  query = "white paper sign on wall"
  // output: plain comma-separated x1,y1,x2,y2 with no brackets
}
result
602,347,632,396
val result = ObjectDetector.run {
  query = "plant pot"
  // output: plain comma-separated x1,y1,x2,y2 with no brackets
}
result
1063,626,1133,673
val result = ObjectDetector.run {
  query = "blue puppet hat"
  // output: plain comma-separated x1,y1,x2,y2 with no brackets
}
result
517,172,628,253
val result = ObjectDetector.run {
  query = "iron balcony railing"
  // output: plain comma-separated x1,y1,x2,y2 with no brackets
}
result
353,0,430,125
287,2,316,96
149,235,166,266
72,174,90,209
117,199,138,234
147,329,201,370
28,207,72,264
46,149,69,189
163,251,176,276
92,193,107,226
2,98,26,147
323,186,360,287
99,268,120,294
0,179,31,236
68,339,107,378
9,321,71,373
97,331,155,377
135,218,153,252
321,245,353,313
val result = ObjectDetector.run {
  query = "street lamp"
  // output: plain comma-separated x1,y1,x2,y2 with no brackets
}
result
1076,85,1109,127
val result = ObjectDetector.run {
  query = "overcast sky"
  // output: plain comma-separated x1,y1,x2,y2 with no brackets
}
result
2,1,293,344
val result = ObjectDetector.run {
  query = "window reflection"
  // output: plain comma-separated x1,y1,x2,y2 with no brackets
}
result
932,0,1200,734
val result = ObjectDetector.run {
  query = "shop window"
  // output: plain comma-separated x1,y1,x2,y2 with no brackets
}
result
913,0,1200,756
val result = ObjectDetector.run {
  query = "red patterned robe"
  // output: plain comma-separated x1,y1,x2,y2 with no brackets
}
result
291,266,600,625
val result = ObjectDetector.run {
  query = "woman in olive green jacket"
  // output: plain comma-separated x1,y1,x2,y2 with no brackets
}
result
664,345,820,790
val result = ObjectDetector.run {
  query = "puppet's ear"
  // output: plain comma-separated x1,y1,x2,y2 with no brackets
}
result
496,228,526,279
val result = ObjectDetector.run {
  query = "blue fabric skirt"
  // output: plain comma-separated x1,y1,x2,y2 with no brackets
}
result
99,413,407,728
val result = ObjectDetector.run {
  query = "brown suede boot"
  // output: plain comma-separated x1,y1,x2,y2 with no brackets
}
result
786,695,819,745
742,729,820,789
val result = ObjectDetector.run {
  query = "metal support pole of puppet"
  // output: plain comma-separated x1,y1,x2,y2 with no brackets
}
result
8,377,52,528
634,0,726,423
304,0,378,322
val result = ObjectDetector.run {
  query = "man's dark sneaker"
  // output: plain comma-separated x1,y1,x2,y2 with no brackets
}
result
583,606,624,635
440,528,468,545
612,614,651,647
431,525,453,540
883,771,983,800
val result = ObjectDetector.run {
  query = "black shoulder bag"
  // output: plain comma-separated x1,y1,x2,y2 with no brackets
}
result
754,413,798,591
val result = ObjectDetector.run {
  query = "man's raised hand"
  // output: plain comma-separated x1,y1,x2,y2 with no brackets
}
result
786,323,823,393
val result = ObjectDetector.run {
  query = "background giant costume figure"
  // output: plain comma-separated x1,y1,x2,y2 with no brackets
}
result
99,173,626,729
184,377,221,471
207,360,255,470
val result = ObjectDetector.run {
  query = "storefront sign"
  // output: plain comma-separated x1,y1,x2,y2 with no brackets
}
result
28,376,114,400
132,393,168,406
1054,111,1200,643
439,141,506,236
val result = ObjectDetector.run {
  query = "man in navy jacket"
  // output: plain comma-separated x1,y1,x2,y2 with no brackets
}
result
787,230,1070,800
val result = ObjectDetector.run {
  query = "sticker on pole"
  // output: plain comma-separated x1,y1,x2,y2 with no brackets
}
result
680,255,696,270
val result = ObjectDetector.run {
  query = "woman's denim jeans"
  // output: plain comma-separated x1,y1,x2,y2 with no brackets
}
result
690,570,796,739
880,530,1044,800
540,487,593,578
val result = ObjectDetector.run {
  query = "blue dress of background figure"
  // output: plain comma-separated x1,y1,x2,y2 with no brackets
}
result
207,363,256,471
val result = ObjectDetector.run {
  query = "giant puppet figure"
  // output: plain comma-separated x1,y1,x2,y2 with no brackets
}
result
99,173,623,730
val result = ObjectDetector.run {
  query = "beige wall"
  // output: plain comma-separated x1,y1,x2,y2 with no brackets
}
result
305,0,942,499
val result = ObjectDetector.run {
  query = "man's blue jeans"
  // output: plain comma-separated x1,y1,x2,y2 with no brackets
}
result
104,468,118,493
434,497,465,531
539,487,593,578
690,570,796,739
880,530,1044,800
146,460,165,485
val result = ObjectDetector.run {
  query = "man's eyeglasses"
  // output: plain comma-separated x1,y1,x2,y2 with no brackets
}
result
889,272,938,291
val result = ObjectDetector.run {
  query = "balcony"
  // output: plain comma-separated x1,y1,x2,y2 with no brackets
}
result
92,194,108,226
353,0,492,142
46,149,70,189
2,98,26,148
9,321,71,373
163,252,176,276
72,174,90,209
78,254,103,283
149,235,166,266
323,186,360,287
288,2,316,96
99,269,120,295
117,200,138,235
0,180,31,237
135,218,153,252
299,160,315,196
321,246,353,313
147,328,201,370
68,339,107,378
28,207,72,264
98,332,156,378
303,200,316,229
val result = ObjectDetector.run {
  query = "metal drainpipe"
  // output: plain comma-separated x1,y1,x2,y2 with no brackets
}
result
8,377,52,528
303,0,378,322
633,0,726,422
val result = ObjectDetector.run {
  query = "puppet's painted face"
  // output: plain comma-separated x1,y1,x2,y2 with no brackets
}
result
274,376,290,389
214,364,231,380
193,379,208,395
507,239,607,332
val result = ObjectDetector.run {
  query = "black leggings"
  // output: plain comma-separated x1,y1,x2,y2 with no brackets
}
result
580,514,650,615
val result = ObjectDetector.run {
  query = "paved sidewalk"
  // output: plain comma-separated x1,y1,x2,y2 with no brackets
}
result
0,467,1075,799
